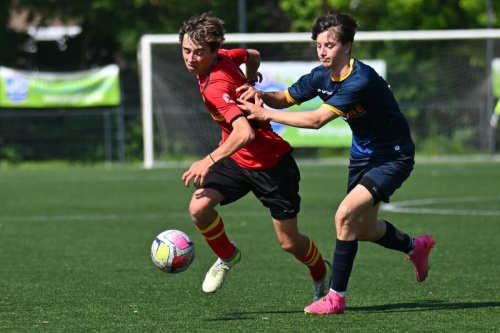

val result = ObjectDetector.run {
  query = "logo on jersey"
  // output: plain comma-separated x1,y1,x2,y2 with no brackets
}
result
222,93,236,104
344,104,365,119
317,88,333,96
210,112,225,122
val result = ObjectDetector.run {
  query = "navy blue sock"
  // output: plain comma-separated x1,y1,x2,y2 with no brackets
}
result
375,220,415,254
330,239,358,293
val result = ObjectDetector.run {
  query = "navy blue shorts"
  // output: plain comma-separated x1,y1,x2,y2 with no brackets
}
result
200,152,301,220
347,154,415,204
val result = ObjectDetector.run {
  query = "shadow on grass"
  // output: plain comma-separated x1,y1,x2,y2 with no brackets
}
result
349,300,500,313
204,310,302,321
203,300,500,321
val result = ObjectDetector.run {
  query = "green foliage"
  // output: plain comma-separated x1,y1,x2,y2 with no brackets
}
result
1,0,499,163
279,0,325,31
416,131,479,155
2,0,497,66
279,0,486,31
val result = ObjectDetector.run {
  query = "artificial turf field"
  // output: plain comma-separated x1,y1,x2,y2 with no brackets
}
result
0,159,499,332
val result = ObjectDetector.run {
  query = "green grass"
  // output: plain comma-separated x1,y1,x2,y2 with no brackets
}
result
0,159,499,332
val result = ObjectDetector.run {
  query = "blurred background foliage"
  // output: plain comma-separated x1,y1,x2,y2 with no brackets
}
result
0,0,497,71
0,0,498,164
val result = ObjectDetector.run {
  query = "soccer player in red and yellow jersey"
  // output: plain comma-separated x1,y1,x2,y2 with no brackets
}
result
178,12,331,302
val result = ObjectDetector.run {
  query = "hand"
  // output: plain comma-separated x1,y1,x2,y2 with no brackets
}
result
490,113,499,128
236,85,262,101
182,156,214,187
237,96,268,121
246,71,263,86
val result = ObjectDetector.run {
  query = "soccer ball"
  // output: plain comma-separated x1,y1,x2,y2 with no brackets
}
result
151,229,195,273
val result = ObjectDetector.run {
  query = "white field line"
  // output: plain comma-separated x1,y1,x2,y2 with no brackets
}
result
0,196,498,223
381,195,500,216
0,210,285,223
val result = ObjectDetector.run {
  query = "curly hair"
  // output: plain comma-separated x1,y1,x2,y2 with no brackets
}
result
179,12,225,52
311,13,358,45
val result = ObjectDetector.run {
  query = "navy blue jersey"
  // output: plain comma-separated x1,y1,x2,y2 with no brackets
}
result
286,58,415,159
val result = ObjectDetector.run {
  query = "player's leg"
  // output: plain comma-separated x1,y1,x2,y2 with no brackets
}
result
272,217,331,301
253,152,331,301
360,160,435,282
189,187,235,259
305,184,373,315
191,159,250,293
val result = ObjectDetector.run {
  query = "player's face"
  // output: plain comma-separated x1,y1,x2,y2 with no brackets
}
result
316,30,351,70
182,35,218,76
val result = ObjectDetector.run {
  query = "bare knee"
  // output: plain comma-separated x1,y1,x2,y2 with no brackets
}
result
335,205,357,239
188,200,202,221
277,234,307,256
335,205,353,228
188,199,215,228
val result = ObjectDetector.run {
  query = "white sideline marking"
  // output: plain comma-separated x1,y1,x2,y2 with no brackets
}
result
1,195,498,223
0,210,275,223
381,195,500,216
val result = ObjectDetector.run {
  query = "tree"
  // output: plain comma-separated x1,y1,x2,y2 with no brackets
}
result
279,0,498,31
2,0,289,70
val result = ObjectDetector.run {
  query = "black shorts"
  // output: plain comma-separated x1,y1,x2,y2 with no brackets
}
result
200,152,301,220
348,154,414,204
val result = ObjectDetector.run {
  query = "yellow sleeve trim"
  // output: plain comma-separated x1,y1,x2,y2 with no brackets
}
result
284,89,300,105
322,103,345,117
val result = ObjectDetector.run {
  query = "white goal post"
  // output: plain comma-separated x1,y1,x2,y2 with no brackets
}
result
139,29,500,169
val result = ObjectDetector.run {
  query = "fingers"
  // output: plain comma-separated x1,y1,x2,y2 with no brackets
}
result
182,169,200,187
237,98,250,111
182,166,207,187
182,171,192,187
255,94,264,106
183,173,202,187
238,95,263,107
236,85,261,101
236,85,250,93
256,72,263,83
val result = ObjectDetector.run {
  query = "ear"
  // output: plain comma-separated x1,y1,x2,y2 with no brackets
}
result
344,42,352,54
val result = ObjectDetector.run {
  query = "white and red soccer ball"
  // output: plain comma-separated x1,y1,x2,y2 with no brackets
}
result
151,230,195,273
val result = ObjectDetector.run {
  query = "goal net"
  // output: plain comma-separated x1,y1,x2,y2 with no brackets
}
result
139,30,500,168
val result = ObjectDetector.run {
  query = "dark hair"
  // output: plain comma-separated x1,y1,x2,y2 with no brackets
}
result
311,13,358,44
179,12,225,52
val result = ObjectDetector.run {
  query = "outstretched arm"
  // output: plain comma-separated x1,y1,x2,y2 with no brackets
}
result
237,85,293,109
238,95,339,129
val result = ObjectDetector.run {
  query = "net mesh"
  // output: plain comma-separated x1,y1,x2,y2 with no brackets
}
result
147,36,499,163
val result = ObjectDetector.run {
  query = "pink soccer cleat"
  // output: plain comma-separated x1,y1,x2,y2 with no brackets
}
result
405,235,435,282
304,291,346,315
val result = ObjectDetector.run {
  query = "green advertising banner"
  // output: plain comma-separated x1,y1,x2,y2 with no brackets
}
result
254,60,386,147
0,64,121,108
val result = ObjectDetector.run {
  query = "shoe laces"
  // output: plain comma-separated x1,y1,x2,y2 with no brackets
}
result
212,255,237,272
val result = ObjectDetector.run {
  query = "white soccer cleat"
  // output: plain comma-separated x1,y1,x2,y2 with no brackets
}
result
202,246,241,293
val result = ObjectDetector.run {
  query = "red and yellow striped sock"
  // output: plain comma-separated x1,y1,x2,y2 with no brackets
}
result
197,214,235,260
295,238,326,282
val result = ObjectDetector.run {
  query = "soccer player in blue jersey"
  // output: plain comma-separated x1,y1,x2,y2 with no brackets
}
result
237,12,435,315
